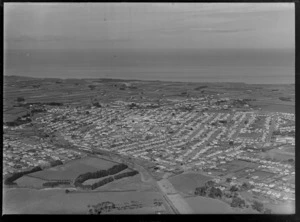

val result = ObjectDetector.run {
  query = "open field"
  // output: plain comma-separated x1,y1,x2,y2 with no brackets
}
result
251,170,275,180
15,176,46,188
3,188,168,214
264,201,295,214
185,196,234,214
259,148,294,161
29,157,117,181
94,174,153,191
168,173,212,195
216,160,258,174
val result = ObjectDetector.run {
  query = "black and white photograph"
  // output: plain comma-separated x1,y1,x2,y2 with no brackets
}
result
3,3,295,214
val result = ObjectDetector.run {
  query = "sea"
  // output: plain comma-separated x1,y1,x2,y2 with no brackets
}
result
4,48,295,84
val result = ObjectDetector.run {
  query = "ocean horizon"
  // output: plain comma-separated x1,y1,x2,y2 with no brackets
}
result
4,48,294,84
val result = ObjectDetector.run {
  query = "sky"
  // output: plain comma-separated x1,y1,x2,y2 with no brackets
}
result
4,3,295,51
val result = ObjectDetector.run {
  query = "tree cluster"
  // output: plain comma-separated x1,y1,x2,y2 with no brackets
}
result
88,201,116,214
230,196,246,208
251,200,264,212
230,185,239,192
194,180,222,199
49,160,63,167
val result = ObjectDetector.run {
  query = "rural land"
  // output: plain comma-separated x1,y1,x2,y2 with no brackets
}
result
3,75,295,214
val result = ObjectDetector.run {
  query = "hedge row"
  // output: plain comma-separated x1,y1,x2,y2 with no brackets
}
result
4,166,42,185
74,163,128,186
43,181,70,187
113,170,139,180
76,177,114,190
4,160,63,186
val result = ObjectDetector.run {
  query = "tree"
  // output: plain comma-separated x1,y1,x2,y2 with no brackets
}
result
231,197,245,208
241,182,251,191
209,187,222,199
252,200,264,212
195,186,207,196
230,185,239,192
205,180,215,188
226,178,232,183
88,85,96,90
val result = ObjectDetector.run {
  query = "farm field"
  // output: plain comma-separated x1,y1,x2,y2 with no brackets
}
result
29,157,117,181
93,174,153,191
3,188,168,214
15,176,46,189
185,196,235,214
168,173,212,195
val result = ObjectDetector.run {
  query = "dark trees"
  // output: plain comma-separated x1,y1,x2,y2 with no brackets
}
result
252,200,264,212
231,196,246,208
230,185,239,192
16,97,25,102
195,186,207,196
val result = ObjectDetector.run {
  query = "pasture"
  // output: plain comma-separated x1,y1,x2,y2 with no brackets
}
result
168,173,212,195
250,170,275,180
15,176,46,188
3,188,167,214
185,196,234,214
29,157,117,181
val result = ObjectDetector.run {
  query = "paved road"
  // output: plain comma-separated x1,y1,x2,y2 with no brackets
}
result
157,179,194,214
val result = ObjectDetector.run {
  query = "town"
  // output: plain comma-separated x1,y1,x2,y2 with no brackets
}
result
3,90,295,213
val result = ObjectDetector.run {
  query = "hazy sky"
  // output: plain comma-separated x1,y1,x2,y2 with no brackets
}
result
4,3,294,50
